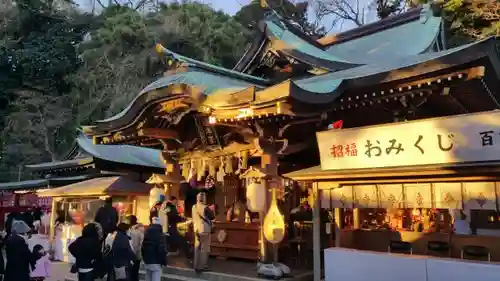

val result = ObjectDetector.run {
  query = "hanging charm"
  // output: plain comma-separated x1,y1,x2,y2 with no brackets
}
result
181,161,190,181
225,155,234,174
216,156,226,182
241,150,248,170
236,151,243,175
208,158,216,177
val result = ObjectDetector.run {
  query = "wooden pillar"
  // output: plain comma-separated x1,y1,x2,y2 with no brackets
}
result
334,208,341,247
312,183,321,281
161,151,181,199
353,208,360,229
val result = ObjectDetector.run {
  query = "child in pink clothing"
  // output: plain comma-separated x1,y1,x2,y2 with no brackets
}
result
30,244,51,281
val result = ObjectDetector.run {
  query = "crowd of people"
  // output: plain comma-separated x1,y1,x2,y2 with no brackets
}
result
0,191,215,281
0,217,51,281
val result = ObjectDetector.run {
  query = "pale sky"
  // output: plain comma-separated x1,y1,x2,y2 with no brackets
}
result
76,0,374,33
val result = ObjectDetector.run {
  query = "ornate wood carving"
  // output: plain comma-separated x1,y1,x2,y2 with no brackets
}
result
138,128,180,141
193,115,221,148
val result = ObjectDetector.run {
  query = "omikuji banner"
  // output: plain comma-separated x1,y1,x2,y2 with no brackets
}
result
316,111,500,170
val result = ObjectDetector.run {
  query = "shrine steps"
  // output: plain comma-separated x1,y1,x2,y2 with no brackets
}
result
65,264,313,281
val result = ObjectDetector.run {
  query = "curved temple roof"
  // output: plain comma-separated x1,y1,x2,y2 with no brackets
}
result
247,5,442,71
76,134,166,168
83,5,499,137
84,36,498,135
247,37,496,104
322,6,443,64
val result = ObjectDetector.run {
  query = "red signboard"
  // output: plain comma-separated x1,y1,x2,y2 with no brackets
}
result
0,192,15,207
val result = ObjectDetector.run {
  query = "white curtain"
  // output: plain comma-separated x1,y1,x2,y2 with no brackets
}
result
434,182,463,209
378,184,404,208
404,183,432,208
463,182,496,210
353,185,378,208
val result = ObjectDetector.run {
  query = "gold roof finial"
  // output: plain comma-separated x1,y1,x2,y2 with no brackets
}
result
155,43,165,54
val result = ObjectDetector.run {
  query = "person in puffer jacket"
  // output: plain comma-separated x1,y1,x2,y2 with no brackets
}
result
141,217,166,281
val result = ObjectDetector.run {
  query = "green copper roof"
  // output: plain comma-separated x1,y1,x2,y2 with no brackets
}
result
139,71,258,96
76,134,166,168
98,70,261,124
156,45,270,85
324,5,442,64
0,175,94,191
265,18,359,70
25,157,94,172
291,37,490,95
262,5,441,68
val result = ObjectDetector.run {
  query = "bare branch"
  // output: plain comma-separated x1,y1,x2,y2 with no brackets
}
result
313,0,366,27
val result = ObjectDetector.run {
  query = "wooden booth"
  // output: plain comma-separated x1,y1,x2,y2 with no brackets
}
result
286,111,500,263
38,176,152,261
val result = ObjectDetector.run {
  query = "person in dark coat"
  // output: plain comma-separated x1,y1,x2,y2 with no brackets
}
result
166,197,189,258
4,220,32,281
182,181,198,218
0,235,5,281
142,217,167,281
111,223,136,281
69,223,102,281
95,197,119,238
32,207,43,233
149,201,163,225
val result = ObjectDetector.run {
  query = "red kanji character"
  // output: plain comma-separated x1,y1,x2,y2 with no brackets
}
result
350,143,358,156
345,143,358,156
330,145,344,158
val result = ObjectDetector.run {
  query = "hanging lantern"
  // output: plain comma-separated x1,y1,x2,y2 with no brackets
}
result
149,186,165,208
246,181,267,212
263,188,286,244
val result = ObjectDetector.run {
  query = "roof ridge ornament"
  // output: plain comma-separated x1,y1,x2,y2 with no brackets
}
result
419,3,432,24
420,2,442,24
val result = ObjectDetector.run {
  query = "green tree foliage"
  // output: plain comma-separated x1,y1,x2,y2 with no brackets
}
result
372,0,406,19
0,0,94,179
235,0,325,37
0,1,250,182
443,0,500,41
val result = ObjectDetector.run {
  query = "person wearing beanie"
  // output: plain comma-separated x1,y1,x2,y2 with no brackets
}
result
142,217,167,281
4,220,32,281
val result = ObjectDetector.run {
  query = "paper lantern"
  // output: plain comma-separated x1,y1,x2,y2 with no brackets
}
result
246,182,266,212
263,189,285,244
149,186,165,207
